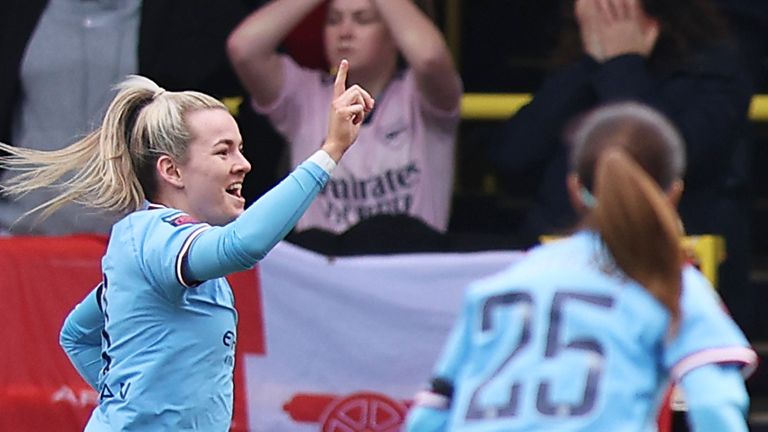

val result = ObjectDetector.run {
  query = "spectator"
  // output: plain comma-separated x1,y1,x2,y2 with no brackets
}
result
407,102,756,432
490,0,755,336
228,0,462,234
0,0,254,235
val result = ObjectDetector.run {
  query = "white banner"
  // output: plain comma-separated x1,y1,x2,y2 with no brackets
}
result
244,242,524,431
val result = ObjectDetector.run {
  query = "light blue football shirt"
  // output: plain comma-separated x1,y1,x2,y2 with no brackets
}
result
60,157,333,431
86,207,237,430
430,230,754,432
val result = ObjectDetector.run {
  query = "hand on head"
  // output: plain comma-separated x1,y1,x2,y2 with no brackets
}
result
575,0,659,62
322,60,375,162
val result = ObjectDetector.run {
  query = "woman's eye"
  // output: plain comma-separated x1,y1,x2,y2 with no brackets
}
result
354,12,377,25
326,12,341,25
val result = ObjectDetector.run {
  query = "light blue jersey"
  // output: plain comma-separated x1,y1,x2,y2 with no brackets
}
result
408,231,755,432
60,157,333,431
87,207,238,430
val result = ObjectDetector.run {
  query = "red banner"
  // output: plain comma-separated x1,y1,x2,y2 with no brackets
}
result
0,235,263,431
0,236,674,431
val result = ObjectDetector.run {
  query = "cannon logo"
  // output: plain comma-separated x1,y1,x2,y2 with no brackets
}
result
283,391,409,432
162,213,200,227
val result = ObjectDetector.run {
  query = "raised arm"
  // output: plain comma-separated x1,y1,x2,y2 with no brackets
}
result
227,0,326,107
371,0,461,111
185,61,373,282
577,0,751,185
575,0,659,62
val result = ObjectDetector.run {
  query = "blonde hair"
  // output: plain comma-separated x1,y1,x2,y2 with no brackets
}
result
0,75,226,220
569,102,686,331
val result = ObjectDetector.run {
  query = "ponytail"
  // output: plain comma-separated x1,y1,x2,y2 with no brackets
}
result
568,102,686,333
592,148,684,332
0,75,225,221
0,124,140,220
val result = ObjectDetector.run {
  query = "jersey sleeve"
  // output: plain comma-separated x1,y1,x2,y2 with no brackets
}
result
185,157,331,282
409,288,475,421
131,155,332,296
432,296,473,383
406,69,462,127
250,55,321,140
59,284,105,389
681,363,750,432
663,267,757,381
405,405,449,432
129,209,214,298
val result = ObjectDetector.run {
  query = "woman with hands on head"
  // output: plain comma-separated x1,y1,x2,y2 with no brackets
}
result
491,0,754,335
575,0,660,62
228,0,462,234
0,59,372,431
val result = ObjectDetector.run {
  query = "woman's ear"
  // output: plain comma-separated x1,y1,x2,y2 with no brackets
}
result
156,155,184,189
567,173,589,213
666,179,684,207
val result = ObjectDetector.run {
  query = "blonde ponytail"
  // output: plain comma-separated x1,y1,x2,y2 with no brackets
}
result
0,75,226,221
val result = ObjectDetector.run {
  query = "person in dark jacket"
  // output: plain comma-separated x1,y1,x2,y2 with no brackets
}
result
490,0,755,336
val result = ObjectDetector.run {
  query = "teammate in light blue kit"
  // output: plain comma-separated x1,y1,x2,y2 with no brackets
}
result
406,102,756,432
0,60,373,431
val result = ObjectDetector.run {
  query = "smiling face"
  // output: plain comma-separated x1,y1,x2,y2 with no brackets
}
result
176,108,251,226
323,0,397,76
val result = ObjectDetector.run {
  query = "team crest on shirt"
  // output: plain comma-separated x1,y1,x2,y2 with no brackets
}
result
162,213,200,227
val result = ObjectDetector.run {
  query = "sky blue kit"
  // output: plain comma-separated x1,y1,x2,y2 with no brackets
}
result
407,231,756,432
60,157,331,431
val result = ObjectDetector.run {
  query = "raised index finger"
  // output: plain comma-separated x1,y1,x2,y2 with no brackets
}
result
333,59,349,98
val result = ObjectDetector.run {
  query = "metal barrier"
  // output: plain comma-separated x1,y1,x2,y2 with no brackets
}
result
681,235,726,288
225,94,768,122
461,93,768,122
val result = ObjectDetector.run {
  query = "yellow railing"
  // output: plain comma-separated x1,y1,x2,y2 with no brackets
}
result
460,94,532,121
749,94,768,121
225,94,768,122
681,235,726,288
461,93,768,122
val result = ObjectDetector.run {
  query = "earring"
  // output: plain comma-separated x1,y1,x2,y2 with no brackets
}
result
580,186,597,208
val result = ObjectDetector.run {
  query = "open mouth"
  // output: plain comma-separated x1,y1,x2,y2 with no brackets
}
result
225,182,243,199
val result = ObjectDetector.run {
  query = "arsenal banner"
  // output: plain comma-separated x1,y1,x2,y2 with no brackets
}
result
245,242,523,431
0,237,522,431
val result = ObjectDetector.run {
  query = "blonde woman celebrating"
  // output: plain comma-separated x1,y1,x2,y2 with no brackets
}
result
0,60,372,431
